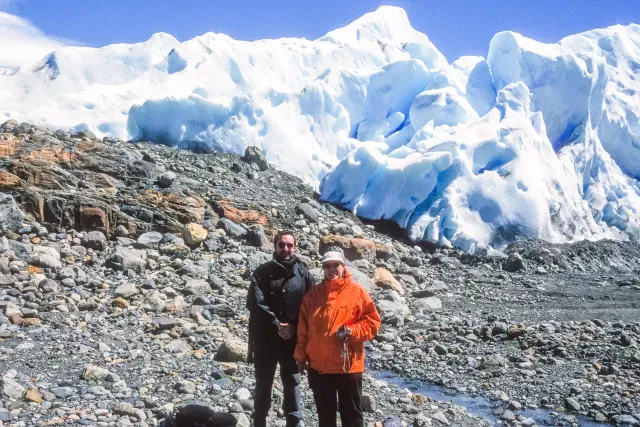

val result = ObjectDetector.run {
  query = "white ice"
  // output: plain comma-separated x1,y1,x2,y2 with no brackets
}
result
1,7,639,250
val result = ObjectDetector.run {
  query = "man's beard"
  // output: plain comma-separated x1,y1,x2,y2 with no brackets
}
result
274,251,294,262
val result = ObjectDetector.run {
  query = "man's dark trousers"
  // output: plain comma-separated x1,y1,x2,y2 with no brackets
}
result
253,338,301,427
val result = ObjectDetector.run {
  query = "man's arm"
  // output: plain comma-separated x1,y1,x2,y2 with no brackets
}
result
249,272,281,329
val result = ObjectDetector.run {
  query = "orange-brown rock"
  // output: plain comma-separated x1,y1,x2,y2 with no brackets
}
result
214,198,270,226
374,267,404,295
319,234,377,262
0,170,21,189
27,265,43,274
23,388,43,404
22,318,42,327
78,206,110,234
25,145,76,164
112,297,130,309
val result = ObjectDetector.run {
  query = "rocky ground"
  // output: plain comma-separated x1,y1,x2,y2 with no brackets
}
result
0,120,638,427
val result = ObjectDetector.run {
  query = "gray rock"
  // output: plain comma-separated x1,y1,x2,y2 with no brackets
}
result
233,413,251,427
114,282,138,298
345,266,374,293
430,412,450,425
481,354,507,370
413,296,442,311
242,146,268,171
564,397,581,412
82,365,110,381
73,129,96,140
504,253,525,272
50,386,76,398
184,279,211,296
361,393,376,412
0,194,25,233
234,388,251,400
29,246,61,269
137,232,163,248
166,339,192,354
81,231,107,250
2,377,25,399
296,203,318,222
215,337,248,362
217,218,247,238
492,322,509,336
107,247,146,272
157,171,177,188
174,380,196,394
246,225,269,247
115,225,129,237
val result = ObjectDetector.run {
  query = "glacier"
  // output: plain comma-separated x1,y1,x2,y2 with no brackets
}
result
1,7,640,250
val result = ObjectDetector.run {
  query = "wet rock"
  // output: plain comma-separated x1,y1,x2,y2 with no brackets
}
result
564,397,581,412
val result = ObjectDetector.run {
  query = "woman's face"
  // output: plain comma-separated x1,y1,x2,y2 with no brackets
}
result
322,261,345,280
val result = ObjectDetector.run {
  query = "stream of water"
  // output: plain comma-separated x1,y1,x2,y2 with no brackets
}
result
375,370,611,427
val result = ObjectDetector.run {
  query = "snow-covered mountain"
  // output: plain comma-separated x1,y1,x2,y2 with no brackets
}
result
2,7,640,251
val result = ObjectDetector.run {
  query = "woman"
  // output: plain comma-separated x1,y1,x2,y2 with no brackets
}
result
294,251,381,427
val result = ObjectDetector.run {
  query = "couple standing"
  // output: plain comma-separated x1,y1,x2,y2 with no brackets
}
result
246,231,381,427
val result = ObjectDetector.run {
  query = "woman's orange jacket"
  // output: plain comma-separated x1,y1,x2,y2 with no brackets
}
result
294,271,381,374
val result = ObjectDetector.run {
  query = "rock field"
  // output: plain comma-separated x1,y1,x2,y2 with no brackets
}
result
0,121,639,427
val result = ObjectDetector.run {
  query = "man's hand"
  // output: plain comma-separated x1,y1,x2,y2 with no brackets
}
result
278,323,296,340
296,360,308,375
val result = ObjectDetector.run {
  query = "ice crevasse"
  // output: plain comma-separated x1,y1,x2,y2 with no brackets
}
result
1,7,640,250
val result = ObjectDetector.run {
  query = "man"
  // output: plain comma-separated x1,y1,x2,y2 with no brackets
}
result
246,231,315,427
294,251,380,427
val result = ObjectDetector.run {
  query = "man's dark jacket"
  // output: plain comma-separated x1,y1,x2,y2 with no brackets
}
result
246,257,315,362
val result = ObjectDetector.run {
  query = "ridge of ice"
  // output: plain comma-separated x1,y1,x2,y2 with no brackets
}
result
1,7,639,249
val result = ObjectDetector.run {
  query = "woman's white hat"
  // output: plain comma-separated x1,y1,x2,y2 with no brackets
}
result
321,251,345,264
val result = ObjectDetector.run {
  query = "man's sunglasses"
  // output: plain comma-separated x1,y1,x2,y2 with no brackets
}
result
278,242,294,249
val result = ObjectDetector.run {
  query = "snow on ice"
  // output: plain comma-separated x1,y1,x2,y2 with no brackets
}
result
1,7,639,250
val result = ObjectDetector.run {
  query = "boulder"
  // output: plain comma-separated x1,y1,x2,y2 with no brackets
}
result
242,146,269,171
504,253,525,272
0,193,24,232
107,247,147,272
215,337,248,362
374,268,404,295
182,223,208,245
81,231,107,250
319,235,376,262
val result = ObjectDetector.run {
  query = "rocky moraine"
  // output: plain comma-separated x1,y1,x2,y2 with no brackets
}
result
0,120,639,427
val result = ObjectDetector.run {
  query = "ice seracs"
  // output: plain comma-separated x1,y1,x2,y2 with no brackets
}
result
1,7,639,250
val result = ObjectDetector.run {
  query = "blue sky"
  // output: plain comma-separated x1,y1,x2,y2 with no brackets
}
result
2,0,639,61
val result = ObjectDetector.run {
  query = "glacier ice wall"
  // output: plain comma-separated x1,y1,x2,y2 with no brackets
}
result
1,7,639,249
